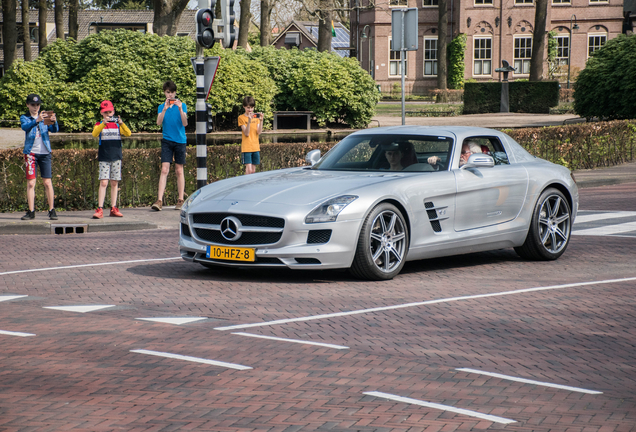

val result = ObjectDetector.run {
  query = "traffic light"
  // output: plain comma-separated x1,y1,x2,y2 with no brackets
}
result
220,0,236,49
205,103,214,133
196,8,215,49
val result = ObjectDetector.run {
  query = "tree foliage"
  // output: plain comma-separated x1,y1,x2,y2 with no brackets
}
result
447,33,466,90
0,31,378,131
574,34,636,120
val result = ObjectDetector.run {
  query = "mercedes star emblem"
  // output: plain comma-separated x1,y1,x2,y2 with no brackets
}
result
220,216,242,241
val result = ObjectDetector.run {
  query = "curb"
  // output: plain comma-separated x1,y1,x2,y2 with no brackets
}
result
0,221,158,235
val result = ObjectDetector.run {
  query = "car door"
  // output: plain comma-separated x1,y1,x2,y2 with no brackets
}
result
454,136,529,231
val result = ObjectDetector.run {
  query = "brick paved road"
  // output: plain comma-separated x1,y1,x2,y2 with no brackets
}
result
1,184,635,431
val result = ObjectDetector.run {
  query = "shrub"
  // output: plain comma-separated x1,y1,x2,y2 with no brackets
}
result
447,33,467,90
574,34,636,120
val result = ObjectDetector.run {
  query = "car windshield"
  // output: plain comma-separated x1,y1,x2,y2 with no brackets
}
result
312,134,454,172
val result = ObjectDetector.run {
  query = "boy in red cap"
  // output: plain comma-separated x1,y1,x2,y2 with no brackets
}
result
91,100,131,219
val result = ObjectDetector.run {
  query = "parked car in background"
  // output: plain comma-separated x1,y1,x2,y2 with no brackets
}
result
179,126,578,280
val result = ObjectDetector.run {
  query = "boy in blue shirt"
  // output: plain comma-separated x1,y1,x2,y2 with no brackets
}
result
152,80,188,211
20,94,59,220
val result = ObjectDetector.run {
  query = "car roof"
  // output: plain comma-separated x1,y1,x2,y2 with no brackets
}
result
350,125,504,138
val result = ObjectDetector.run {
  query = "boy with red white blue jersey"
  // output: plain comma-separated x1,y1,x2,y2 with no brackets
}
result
91,100,131,219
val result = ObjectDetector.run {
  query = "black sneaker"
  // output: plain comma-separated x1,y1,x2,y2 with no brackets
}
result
21,210,35,220
48,209,58,220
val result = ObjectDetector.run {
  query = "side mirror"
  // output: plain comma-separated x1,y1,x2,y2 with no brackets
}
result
305,149,321,166
460,153,495,169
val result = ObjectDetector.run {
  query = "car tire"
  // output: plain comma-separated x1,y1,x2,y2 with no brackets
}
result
515,188,572,261
350,203,409,280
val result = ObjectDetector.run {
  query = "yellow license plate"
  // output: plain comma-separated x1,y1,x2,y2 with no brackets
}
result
206,245,255,262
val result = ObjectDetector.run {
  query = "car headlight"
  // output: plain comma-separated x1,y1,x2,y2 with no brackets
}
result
180,189,202,223
305,195,358,224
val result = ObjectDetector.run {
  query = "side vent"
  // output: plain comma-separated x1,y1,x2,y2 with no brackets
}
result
307,229,332,244
424,201,449,233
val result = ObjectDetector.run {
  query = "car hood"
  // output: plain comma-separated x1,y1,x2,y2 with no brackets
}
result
197,168,408,206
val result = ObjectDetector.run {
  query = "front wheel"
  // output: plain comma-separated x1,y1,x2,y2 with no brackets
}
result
350,203,409,280
515,188,572,260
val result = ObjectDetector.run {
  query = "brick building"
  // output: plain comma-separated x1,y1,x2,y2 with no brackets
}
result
350,0,625,95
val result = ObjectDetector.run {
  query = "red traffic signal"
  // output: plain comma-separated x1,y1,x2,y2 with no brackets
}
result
196,8,215,49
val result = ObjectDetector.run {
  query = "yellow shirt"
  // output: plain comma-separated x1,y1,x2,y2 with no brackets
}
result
238,114,261,153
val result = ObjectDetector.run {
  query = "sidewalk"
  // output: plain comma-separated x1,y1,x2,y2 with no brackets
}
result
1,160,634,235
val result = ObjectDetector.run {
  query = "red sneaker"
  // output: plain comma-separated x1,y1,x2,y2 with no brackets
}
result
92,208,103,219
110,207,123,217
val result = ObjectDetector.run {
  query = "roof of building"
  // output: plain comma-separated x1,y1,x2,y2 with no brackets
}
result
272,20,351,58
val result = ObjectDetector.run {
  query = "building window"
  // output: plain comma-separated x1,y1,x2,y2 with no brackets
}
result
422,0,438,5
589,0,609,2
423,38,438,75
556,35,569,65
389,39,407,76
475,0,493,4
515,0,533,3
588,34,606,56
514,36,532,74
389,0,408,6
552,0,570,3
16,25,38,44
473,37,492,75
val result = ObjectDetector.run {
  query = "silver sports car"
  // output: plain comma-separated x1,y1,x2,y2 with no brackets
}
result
179,126,578,280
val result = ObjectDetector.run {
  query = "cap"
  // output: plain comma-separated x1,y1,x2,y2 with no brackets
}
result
26,94,41,104
100,100,115,113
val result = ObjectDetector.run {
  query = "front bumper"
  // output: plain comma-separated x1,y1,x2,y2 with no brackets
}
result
179,209,362,270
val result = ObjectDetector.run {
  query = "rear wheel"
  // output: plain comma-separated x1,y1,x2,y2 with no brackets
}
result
350,203,409,280
515,188,572,260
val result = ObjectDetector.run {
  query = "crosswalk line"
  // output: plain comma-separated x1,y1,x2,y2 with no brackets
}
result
575,211,636,224
573,221,636,236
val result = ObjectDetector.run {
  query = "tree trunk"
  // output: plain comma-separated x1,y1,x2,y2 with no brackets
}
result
237,0,251,48
152,0,190,36
68,0,78,40
529,0,548,81
38,0,47,51
2,0,17,71
436,0,448,99
317,0,332,53
55,0,64,39
260,0,273,46
22,0,31,61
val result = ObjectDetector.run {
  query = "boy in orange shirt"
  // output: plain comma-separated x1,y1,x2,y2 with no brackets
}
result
237,96,263,175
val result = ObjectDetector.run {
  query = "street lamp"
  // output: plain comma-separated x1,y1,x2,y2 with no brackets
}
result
567,15,579,89
361,25,371,75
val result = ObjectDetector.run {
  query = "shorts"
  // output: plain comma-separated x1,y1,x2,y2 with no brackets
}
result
241,151,260,165
161,139,187,165
24,153,52,180
98,160,122,181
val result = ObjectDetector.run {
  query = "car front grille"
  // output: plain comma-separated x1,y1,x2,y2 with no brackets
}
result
190,212,285,246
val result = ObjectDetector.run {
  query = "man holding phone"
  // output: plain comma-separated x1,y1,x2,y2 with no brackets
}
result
153,80,188,211
238,96,263,175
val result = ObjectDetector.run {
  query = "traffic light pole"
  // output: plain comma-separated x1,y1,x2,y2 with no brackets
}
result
195,0,209,190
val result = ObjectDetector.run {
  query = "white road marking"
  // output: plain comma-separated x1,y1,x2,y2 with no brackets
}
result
0,329,35,337
130,349,252,370
574,211,636,224
363,391,517,425
44,305,116,313
456,368,602,395
573,221,636,236
232,332,349,350
0,295,27,302
136,317,207,325
214,276,636,331
0,257,181,277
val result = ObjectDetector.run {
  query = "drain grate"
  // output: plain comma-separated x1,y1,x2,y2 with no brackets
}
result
51,224,88,235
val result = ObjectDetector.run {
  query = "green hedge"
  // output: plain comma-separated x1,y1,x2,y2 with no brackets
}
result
464,81,560,114
1,120,634,212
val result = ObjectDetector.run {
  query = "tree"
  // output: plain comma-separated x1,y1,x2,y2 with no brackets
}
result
574,34,636,120
316,0,332,52
259,0,273,46
55,0,64,39
436,0,448,100
152,0,189,36
529,0,548,81
238,0,252,48
22,0,31,61
39,0,47,51
2,0,18,71
69,0,79,40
